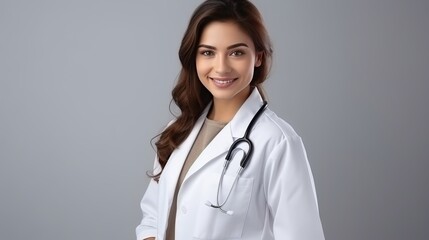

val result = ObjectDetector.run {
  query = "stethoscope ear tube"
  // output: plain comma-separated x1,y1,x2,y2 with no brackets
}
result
225,140,239,161
240,140,253,168
225,137,253,168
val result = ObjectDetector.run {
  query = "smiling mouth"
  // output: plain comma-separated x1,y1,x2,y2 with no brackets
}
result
210,77,237,88
209,77,238,86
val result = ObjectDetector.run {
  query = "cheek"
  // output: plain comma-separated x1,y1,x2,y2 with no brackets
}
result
239,59,256,79
196,59,208,77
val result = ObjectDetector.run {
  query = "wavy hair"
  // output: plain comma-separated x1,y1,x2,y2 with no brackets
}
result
150,0,273,181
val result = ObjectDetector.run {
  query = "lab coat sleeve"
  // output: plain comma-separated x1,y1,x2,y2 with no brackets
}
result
136,158,160,240
263,136,325,240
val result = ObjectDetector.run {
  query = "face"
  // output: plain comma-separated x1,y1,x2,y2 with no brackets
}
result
196,21,261,105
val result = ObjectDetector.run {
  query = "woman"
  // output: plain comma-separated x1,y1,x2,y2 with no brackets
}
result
136,0,325,239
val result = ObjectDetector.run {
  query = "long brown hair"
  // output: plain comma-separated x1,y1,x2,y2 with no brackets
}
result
151,0,273,180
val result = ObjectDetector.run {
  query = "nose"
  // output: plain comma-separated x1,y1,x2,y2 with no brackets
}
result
214,55,232,74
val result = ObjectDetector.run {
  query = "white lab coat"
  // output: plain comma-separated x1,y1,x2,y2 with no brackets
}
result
136,88,325,240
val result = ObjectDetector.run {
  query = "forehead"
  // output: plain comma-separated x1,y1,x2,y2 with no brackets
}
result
199,21,255,48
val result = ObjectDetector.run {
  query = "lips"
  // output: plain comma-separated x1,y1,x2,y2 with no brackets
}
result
210,77,238,88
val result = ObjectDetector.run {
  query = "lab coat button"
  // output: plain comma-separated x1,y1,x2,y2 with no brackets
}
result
181,206,187,214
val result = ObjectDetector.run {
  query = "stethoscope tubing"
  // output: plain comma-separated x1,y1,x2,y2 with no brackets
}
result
225,101,268,168
207,101,268,214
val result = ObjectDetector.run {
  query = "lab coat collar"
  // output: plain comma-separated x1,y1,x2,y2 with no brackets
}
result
228,87,265,139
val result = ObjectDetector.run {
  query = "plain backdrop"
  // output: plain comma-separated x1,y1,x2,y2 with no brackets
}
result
1,0,428,239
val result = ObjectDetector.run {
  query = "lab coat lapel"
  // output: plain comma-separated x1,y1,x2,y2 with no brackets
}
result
183,88,265,182
157,108,208,228
183,125,233,181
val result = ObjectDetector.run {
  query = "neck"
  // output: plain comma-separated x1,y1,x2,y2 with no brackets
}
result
207,88,251,123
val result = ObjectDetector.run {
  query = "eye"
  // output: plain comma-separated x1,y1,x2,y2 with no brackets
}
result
230,50,244,56
200,50,214,56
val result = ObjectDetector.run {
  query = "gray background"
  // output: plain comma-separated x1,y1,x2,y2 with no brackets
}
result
1,0,428,239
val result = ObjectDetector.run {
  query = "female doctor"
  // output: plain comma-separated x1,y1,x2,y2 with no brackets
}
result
136,0,325,239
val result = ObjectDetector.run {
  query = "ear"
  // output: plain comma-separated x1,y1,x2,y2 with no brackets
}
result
254,52,263,67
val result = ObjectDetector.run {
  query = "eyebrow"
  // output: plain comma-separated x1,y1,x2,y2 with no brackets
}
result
197,43,249,50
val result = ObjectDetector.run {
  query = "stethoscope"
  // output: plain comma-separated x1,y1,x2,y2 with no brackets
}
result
205,101,268,215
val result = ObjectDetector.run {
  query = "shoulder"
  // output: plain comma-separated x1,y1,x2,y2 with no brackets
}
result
248,107,309,172
253,108,311,177
255,107,301,143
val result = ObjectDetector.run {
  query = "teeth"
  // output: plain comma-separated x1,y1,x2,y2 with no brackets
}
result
212,78,234,84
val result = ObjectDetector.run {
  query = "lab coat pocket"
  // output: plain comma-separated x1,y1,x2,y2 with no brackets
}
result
193,172,254,239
